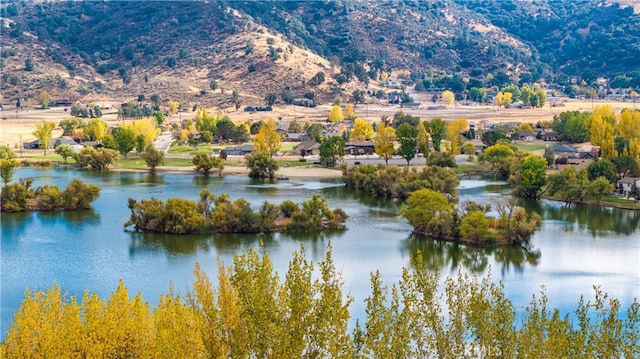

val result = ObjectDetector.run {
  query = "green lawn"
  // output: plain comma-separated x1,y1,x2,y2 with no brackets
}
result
168,144,219,154
513,144,546,152
453,163,490,174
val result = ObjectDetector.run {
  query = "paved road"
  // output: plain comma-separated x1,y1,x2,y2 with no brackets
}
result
154,132,174,153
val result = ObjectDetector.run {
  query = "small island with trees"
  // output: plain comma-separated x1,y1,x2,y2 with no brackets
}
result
124,190,347,234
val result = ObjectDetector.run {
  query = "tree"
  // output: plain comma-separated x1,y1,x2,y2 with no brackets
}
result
618,109,640,139
514,155,547,199
429,118,446,152
306,123,324,142
589,176,614,204
352,90,366,107
245,152,278,178
253,119,282,157
141,144,165,173
59,117,84,136
459,210,490,242
373,122,396,166
417,121,431,157
396,123,418,165
232,91,242,111
446,118,468,154
39,91,51,109
112,127,136,159
483,143,516,176
468,87,486,103
209,80,218,91
587,159,617,184
328,104,344,123
168,99,179,116
85,118,108,141
33,120,55,155
343,104,356,121
441,90,454,106
264,92,277,106
398,189,455,238
0,158,18,185
192,152,224,176
544,146,555,167
73,147,119,171
54,144,75,164
612,155,638,178
319,136,345,167
350,118,374,141
496,91,513,108
24,57,34,71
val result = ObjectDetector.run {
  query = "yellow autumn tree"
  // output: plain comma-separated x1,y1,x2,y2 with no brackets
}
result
328,104,344,123
417,121,430,157
343,104,356,120
618,109,640,139
253,118,282,156
379,70,389,82
374,122,396,165
168,99,180,116
446,118,469,155
351,118,374,141
441,90,455,106
600,121,616,159
496,92,513,108
125,118,161,144
589,114,605,146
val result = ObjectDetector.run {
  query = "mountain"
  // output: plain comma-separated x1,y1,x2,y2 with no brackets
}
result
1,0,639,107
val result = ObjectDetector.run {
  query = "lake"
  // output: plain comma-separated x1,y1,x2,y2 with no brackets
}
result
1,167,639,339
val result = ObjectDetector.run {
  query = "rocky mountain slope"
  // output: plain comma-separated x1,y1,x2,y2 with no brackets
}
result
1,0,638,107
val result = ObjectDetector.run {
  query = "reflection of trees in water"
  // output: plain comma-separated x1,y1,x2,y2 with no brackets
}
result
0,211,35,241
401,235,541,275
38,210,100,225
118,173,166,186
541,201,640,237
192,175,224,188
128,232,213,257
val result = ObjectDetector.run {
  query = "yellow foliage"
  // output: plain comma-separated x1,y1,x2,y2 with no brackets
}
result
328,104,344,123
441,90,455,106
379,70,389,82
351,118,374,141
344,104,356,119
253,118,282,155
123,118,161,144
446,118,468,155
618,109,640,139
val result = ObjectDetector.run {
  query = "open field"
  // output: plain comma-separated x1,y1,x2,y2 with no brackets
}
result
1,98,637,149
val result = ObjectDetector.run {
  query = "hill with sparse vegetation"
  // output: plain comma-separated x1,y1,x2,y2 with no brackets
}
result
1,0,639,107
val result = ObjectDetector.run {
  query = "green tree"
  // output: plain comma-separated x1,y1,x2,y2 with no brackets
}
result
319,136,345,167
396,122,418,165
54,144,75,164
39,91,50,109
587,159,617,184
142,144,165,173
112,127,136,159
73,147,118,171
459,210,490,242
306,123,324,142
232,90,242,111
398,189,455,238
352,90,366,107
481,130,509,146
245,152,278,179
468,87,486,103
374,122,396,166
0,158,18,185
62,178,101,210
253,119,282,157
589,176,614,204
32,120,55,155
192,152,224,176
24,57,34,71
84,118,108,141
59,117,84,136
514,155,547,199
264,92,277,106
429,118,446,152
483,143,516,176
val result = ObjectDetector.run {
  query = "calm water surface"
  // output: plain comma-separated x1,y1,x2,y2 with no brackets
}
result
1,168,639,339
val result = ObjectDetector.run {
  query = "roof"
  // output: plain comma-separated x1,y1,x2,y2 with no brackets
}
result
518,131,536,137
345,141,375,147
617,177,640,184
552,144,577,152
294,141,319,150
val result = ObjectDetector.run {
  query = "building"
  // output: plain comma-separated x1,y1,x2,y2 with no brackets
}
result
617,177,640,197
542,131,559,141
552,144,578,158
345,141,375,155
293,141,320,156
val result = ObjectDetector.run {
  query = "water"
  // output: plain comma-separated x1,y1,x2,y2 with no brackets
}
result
1,168,639,339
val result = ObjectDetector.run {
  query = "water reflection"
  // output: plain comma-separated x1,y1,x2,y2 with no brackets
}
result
38,210,100,225
540,201,640,237
0,211,35,241
401,235,541,275
117,173,166,186
192,175,224,188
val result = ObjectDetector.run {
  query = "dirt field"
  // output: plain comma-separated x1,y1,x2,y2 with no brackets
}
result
1,98,636,149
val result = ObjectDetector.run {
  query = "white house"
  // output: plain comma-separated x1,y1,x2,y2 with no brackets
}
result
616,177,640,197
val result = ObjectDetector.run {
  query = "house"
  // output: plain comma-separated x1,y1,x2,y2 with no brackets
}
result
474,129,490,140
400,102,423,109
293,141,320,156
286,133,311,142
54,136,79,147
23,139,42,149
292,98,315,107
616,177,640,197
542,131,559,141
552,144,578,158
224,144,253,156
517,131,536,142
345,141,375,155
387,92,401,104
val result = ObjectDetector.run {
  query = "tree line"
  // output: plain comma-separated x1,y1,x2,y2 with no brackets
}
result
1,177,100,212
125,190,347,235
2,245,638,358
